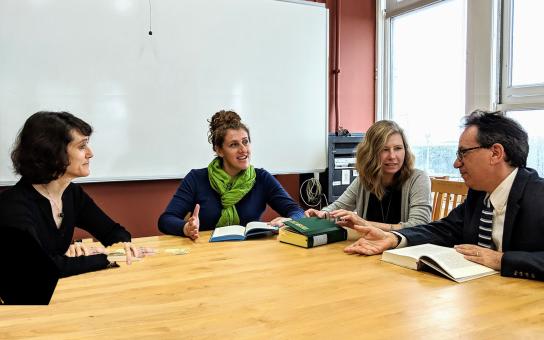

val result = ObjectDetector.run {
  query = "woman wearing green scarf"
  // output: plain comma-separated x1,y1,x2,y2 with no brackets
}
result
158,110,304,239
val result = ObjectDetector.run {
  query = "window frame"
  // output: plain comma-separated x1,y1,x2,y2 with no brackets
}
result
499,0,544,111
376,0,500,121
376,0,544,175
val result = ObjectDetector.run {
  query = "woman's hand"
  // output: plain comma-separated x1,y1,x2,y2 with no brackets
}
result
121,242,156,265
329,209,368,228
105,244,156,265
65,241,156,266
65,242,106,257
304,208,328,218
183,204,200,240
269,217,292,227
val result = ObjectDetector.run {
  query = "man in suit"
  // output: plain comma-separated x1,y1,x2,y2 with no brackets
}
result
344,110,544,281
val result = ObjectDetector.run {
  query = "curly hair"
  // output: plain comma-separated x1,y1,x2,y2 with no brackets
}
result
207,110,250,152
355,120,415,199
11,111,93,183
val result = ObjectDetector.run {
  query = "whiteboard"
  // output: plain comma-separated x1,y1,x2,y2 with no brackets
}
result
0,0,328,185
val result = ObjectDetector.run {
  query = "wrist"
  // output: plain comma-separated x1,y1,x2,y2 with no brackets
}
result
387,232,401,249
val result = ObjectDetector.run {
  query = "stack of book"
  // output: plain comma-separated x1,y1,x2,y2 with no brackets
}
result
278,217,347,248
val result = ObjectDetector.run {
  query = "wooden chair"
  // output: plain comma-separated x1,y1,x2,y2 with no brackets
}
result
431,178,468,221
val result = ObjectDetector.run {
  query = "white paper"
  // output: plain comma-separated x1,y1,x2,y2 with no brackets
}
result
341,169,350,185
212,225,245,237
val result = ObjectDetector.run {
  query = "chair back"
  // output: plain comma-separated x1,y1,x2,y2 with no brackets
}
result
431,178,468,221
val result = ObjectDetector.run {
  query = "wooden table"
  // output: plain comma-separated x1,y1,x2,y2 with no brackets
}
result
1,231,543,339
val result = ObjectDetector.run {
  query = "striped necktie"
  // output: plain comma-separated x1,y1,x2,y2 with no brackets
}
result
477,197,494,249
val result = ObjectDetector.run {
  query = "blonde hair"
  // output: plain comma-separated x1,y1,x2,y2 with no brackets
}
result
355,120,414,199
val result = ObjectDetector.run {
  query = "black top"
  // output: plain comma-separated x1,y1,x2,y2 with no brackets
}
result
366,187,402,224
0,178,131,277
0,227,59,304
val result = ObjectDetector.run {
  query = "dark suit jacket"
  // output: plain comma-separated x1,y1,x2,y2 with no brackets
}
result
399,167,544,281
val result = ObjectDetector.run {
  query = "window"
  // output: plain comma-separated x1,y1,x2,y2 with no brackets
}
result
502,0,544,173
507,110,544,174
501,0,544,108
377,0,544,177
380,0,467,177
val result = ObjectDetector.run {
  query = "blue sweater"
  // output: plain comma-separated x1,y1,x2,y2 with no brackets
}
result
158,168,304,236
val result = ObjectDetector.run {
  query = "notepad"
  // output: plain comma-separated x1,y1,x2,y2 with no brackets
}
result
209,222,278,242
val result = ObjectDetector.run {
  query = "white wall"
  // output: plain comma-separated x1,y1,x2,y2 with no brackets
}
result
0,0,328,184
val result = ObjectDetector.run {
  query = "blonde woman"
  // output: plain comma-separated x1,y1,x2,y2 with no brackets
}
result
305,120,431,232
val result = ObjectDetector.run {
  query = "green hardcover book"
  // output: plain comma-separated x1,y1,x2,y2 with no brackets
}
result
279,217,347,248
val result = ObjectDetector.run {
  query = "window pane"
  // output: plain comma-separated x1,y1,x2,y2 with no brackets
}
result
390,0,466,177
511,0,544,86
507,110,544,175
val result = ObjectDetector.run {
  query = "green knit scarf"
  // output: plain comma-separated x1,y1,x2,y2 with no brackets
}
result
208,157,256,227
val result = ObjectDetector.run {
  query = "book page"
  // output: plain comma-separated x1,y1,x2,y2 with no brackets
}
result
384,243,441,258
212,225,245,238
423,248,497,280
382,246,423,270
383,244,442,268
245,222,277,233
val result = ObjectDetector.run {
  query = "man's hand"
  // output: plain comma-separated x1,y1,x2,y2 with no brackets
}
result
454,244,503,270
343,225,398,255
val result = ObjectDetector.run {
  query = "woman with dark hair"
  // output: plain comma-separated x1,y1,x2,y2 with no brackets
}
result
305,120,432,232
158,110,304,239
0,111,147,277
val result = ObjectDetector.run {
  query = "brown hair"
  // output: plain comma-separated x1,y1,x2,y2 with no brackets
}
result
355,120,414,199
11,111,93,183
207,110,250,152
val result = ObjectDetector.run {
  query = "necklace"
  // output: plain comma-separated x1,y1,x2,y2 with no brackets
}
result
380,190,393,223
41,185,64,219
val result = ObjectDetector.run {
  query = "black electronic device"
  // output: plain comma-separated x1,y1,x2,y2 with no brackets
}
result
326,133,364,203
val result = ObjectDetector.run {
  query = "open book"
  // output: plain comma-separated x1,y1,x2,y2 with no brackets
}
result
381,244,498,282
209,222,278,242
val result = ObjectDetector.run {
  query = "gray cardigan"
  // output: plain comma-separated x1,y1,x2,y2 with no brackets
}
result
322,168,432,228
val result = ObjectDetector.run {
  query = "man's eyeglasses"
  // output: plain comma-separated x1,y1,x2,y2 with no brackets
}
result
456,146,485,161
